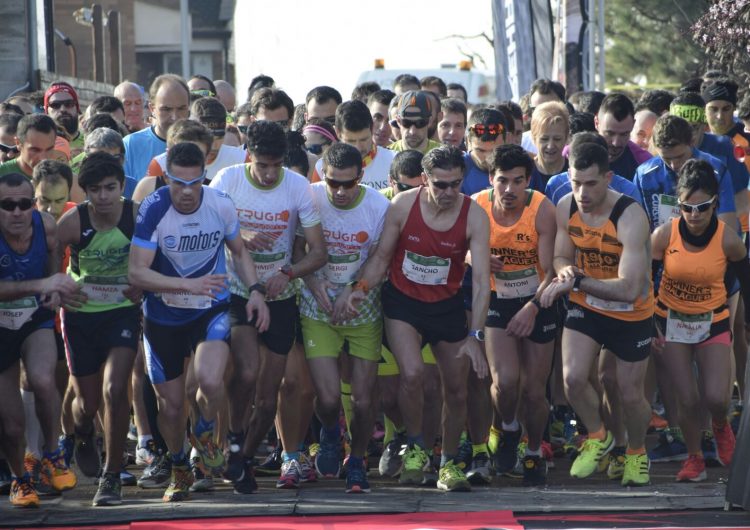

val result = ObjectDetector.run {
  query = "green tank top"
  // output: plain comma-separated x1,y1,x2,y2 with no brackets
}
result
68,199,135,313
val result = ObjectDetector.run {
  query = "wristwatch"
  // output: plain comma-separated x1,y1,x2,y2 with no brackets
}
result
572,274,584,292
468,329,485,342
279,263,294,279
248,283,267,296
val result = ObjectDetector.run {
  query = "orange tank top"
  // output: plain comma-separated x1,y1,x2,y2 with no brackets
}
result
568,195,654,321
656,217,728,322
475,189,544,298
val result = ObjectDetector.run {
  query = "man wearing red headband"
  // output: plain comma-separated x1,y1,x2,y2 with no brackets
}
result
44,82,83,158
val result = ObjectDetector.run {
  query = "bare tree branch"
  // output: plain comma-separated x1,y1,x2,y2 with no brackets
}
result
435,32,494,47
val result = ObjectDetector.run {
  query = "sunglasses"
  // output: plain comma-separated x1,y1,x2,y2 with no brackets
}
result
470,123,504,136
166,170,206,186
396,181,416,192
237,124,249,134
0,143,18,154
325,177,360,190
209,127,226,137
678,196,715,214
191,89,215,98
400,118,429,129
307,143,330,155
428,179,462,190
48,100,77,110
0,198,35,212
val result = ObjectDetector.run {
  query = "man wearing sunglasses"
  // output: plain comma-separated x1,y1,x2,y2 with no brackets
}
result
389,91,442,154
0,114,57,179
44,82,84,158
0,114,21,164
190,97,246,182
298,143,389,493
0,172,80,507
305,86,342,125
128,142,270,503
346,145,491,492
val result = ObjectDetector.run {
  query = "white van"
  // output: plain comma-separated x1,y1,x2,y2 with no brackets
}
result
355,61,496,105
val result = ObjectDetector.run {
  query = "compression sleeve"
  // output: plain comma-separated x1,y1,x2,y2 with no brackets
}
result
728,255,750,323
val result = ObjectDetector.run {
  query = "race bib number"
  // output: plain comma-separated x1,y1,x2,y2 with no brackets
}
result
0,297,38,330
657,194,680,227
494,267,540,299
325,252,360,285
585,294,633,312
250,251,287,283
80,275,129,304
402,251,450,285
665,309,712,344
161,291,213,309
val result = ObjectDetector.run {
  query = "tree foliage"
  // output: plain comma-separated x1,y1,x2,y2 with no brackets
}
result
605,0,707,87
692,0,750,87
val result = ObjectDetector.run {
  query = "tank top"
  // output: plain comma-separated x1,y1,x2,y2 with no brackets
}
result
475,189,544,298
568,194,654,321
389,188,471,302
657,217,728,326
68,200,135,313
0,210,49,330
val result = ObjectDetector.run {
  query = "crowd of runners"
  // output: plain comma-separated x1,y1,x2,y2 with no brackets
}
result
1,67,749,508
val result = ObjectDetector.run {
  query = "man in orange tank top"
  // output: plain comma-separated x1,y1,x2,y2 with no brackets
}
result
540,140,655,487
346,146,491,492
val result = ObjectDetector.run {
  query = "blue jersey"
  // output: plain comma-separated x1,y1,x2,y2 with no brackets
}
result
634,148,735,231
531,159,568,194
0,211,50,329
699,133,750,194
123,127,166,182
460,152,491,196
610,141,653,181
545,171,640,206
132,186,240,325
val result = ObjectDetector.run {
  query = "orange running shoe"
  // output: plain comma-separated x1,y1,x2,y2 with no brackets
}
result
676,454,706,482
9,477,39,508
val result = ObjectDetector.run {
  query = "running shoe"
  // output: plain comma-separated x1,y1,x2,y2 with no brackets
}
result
233,459,258,494
493,429,521,476
676,454,707,482
276,459,301,489
74,431,101,478
93,472,122,506
422,459,438,487
713,421,736,466
120,470,136,486
647,411,668,433
30,452,58,497
398,445,428,485
9,476,39,508
315,437,341,478
621,453,650,487
648,429,688,462
345,460,370,493
58,434,74,468
522,455,547,487
189,449,214,492
127,422,138,442
0,459,11,495
298,451,317,483
378,436,405,477
455,437,473,471
223,430,245,482
466,450,492,484
606,446,626,480
570,431,613,479
189,431,225,476
41,451,77,491
135,440,158,467
437,460,471,492
255,446,282,476
701,431,721,467
162,463,193,502
137,452,171,489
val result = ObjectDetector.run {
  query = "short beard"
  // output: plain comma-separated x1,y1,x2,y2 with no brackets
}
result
57,114,79,135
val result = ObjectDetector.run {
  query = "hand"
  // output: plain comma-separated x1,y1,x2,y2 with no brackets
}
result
651,325,666,354
458,337,489,379
489,255,504,273
246,291,270,332
346,289,367,314
241,230,275,252
304,276,334,314
41,291,61,311
331,286,354,324
189,274,228,297
506,301,538,338
42,273,79,297
265,272,290,300
61,290,87,312
123,285,143,304
539,277,573,308
557,265,583,282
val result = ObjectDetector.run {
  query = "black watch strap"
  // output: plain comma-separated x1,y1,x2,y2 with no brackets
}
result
248,282,267,296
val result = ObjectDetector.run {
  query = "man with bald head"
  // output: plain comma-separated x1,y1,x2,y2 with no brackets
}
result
214,80,236,113
114,81,147,133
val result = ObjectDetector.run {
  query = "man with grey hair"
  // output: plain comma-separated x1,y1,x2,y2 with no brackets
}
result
114,81,147,133
213,80,236,113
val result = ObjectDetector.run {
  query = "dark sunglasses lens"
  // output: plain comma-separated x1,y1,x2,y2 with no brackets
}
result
326,178,358,189
396,182,414,192
0,198,34,211
307,144,323,155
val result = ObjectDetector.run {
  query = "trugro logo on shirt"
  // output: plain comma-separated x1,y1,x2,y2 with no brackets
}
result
324,230,369,243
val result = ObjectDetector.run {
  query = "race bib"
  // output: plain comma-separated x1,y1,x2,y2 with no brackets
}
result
665,308,712,344
80,275,129,304
402,251,450,285
0,297,38,330
494,267,540,299
250,251,287,283
325,252,360,285
657,194,680,227
585,293,633,312
161,291,213,309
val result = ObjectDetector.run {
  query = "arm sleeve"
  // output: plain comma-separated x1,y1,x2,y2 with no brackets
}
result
728,256,750,323
717,165,737,215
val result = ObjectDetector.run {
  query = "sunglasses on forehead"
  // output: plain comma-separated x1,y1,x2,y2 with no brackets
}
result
0,198,35,212
191,89,215,98
678,196,715,214
470,123,504,136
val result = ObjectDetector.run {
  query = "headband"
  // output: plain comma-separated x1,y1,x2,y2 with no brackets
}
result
44,82,80,113
670,104,706,124
702,83,737,106
303,125,337,143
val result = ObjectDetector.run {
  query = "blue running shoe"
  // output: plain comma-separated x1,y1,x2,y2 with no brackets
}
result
315,437,341,478
648,429,687,462
345,460,370,493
